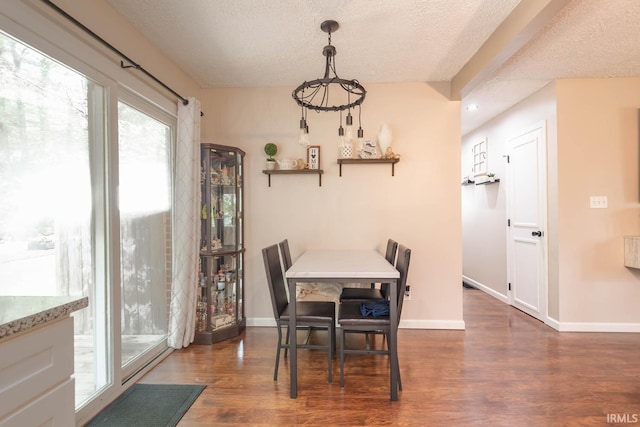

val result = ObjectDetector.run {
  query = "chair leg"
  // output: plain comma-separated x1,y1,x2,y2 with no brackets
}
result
284,326,290,358
274,325,283,381
327,324,333,384
339,327,346,387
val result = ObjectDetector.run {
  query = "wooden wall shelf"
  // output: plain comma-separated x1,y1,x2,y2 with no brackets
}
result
262,169,324,187
476,179,500,185
337,158,400,176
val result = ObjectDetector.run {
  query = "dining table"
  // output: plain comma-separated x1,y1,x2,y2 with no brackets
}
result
285,249,401,400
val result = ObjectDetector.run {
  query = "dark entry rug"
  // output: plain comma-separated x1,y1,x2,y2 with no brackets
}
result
86,384,206,427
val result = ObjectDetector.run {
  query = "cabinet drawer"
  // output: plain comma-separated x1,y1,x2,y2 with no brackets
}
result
0,378,74,427
0,317,73,419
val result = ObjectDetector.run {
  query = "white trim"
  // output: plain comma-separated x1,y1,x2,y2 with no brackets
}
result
556,322,640,333
247,318,466,330
462,275,508,303
400,319,465,330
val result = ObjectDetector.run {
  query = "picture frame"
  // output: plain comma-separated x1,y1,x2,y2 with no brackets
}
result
307,145,320,170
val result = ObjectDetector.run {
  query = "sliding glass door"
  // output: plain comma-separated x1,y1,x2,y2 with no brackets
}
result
118,99,172,377
0,24,175,411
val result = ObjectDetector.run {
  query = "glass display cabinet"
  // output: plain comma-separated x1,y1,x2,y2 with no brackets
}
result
194,143,245,344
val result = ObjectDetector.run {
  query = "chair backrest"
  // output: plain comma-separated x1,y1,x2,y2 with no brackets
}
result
381,239,399,298
385,239,398,265
279,239,293,271
262,244,288,320
395,245,411,322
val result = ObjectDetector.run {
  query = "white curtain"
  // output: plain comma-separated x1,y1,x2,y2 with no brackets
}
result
168,97,201,348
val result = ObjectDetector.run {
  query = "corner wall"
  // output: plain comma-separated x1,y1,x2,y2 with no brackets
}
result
556,78,640,328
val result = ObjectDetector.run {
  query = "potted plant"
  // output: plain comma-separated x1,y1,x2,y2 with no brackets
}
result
487,172,496,182
264,143,278,170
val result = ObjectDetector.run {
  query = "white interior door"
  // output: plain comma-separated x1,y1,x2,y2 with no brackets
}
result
507,122,547,321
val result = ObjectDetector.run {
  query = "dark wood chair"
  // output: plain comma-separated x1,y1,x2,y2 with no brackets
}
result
339,239,398,302
262,243,336,383
338,244,411,389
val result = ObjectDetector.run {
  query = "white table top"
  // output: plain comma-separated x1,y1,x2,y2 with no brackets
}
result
285,249,399,279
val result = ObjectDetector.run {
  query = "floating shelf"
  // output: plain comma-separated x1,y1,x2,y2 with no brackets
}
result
461,179,475,186
476,179,500,185
337,158,400,176
262,169,324,187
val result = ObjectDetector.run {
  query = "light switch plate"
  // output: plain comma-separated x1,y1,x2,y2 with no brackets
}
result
590,196,608,209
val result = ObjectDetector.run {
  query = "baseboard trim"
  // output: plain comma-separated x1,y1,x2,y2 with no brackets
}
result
399,319,465,330
247,318,465,330
462,275,507,303
555,322,640,333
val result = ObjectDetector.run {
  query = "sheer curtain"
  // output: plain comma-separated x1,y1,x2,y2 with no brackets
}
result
168,98,201,348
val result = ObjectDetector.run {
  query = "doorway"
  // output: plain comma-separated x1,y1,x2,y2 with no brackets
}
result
506,121,548,322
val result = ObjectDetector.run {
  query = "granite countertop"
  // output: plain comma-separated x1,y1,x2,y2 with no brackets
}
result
0,296,89,340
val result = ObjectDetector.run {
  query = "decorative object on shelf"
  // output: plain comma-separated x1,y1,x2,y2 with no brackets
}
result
277,158,299,170
383,147,401,159
337,121,354,159
461,176,475,186
487,172,496,182
264,142,277,170
359,139,382,159
378,123,393,154
307,146,321,170
472,137,488,176
292,20,366,151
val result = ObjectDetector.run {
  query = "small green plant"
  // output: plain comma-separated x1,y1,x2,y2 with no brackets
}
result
487,172,495,177
264,143,278,161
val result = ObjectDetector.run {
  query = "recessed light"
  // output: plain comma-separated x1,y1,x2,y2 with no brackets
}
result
466,104,479,111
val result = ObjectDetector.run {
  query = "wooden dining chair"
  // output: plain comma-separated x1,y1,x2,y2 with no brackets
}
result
338,244,411,390
262,243,336,383
339,239,398,302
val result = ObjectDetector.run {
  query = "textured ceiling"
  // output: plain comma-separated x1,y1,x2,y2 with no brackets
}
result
104,0,640,135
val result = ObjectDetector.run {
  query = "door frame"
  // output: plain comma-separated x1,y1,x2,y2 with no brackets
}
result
506,121,549,324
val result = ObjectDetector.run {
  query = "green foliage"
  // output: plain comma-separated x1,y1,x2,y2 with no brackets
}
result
264,142,277,160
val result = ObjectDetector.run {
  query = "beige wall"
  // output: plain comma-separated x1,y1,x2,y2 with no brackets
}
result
45,0,200,101
557,78,640,326
201,83,464,328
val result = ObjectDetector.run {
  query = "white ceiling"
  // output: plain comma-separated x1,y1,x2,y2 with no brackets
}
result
105,0,640,135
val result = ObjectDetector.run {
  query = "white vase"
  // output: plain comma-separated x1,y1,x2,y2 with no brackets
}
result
378,123,392,153
265,161,276,170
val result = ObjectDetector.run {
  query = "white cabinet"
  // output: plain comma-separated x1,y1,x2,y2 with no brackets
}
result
0,317,75,427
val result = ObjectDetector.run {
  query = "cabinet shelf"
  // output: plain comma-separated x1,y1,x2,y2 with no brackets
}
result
337,158,399,176
262,169,324,187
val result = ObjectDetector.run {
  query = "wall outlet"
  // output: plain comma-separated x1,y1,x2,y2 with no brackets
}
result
404,285,411,300
590,196,608,209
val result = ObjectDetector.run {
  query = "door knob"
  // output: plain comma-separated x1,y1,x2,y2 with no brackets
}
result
531,231,543,237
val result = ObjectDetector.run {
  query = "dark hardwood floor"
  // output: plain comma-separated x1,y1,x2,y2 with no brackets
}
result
139,288,640,426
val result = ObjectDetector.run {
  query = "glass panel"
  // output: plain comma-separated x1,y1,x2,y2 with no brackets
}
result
0,31,105,406
197,254,238,332
118,101,170,369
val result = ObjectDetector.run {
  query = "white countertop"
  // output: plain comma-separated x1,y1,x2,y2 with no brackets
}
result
285,249,399,279
0,296,89,340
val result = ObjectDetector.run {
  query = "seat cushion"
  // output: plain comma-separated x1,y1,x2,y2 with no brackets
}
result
338,302,390,327
339,287,385,302
280,301,335,323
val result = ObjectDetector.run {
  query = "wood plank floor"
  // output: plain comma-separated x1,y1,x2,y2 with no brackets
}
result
139,288,640,426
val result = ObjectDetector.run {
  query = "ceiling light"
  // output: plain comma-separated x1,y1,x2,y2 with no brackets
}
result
292,20,366,144
466,104,479,111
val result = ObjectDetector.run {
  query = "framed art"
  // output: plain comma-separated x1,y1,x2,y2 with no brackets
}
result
307,145,320,170
471,137,487,176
